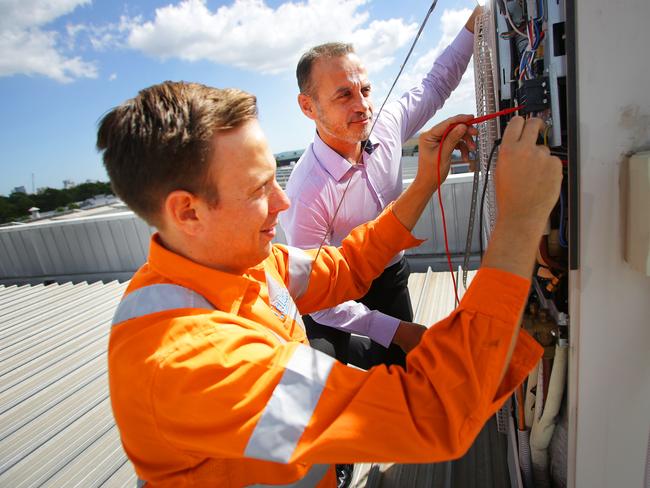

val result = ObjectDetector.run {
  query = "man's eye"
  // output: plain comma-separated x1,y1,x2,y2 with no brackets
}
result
258,180,273,192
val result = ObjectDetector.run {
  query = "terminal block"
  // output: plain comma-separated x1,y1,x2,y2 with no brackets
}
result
520,77,550,114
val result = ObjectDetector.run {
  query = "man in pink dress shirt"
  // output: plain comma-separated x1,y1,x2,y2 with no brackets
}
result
280,8,481,371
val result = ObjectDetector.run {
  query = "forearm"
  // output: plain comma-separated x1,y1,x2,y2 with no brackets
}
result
397,27,474,140
482,220,544,279
293,269,541,464
310,304,399,348
481,218,545,382
465,6,481,34
391,179,433,231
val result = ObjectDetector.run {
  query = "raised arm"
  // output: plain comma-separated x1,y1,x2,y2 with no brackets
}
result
275,116,476,316
385,7,481,142
150,116,560,468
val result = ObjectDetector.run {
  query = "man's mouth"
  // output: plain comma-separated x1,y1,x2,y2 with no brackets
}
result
261,223,277,238
350,115,371,126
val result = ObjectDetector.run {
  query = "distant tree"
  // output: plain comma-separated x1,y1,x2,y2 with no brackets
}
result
33,188,72,210
0,197,19,222
7,192,35,216
69,181,113,201
0,181,115,224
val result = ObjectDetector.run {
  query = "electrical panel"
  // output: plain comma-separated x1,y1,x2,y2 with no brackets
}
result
472,1,574,487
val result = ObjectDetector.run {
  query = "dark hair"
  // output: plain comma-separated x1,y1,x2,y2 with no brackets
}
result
296,42,355,96
96,81,257,226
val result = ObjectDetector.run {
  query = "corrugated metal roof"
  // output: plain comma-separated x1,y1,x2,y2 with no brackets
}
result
351,269,514,488
0,281,135,487
1,270,502,488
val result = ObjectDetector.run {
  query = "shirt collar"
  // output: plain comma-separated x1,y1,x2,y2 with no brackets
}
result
147,233,259,315
312,131,379,182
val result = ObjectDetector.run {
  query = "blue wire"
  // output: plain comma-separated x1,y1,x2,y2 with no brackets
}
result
559,190,569,248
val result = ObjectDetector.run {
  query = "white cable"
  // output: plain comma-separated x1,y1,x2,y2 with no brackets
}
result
504,3,528,37
530,344,568,487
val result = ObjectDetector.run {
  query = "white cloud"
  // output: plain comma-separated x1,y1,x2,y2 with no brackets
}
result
391,8,477,119
108,72,117,81
0,0,97,82
126,0,418,74
67,15,140,51
0,0,90,30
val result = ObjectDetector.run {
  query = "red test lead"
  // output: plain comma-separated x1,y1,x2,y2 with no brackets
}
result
437,105,523,306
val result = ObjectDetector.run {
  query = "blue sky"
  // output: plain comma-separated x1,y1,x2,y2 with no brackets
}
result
0,0,477,196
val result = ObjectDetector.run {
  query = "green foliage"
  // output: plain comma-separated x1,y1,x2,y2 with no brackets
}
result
33,188,73,210
0,182,114,224
68,181,113,201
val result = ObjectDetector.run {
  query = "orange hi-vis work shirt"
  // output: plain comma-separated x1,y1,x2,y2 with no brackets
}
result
108,204,542,487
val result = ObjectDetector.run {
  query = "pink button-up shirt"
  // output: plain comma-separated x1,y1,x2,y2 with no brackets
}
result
279,27,474,347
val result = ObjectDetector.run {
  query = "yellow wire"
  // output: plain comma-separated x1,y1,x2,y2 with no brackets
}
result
543,126,550,146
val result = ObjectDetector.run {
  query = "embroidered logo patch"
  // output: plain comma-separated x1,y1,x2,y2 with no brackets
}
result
265,273,306,331
266,273,291,320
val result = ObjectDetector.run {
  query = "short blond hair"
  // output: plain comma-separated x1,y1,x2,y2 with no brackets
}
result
97,81,257,226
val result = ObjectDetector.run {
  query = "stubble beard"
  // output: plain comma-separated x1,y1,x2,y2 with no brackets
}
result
315,105,371,145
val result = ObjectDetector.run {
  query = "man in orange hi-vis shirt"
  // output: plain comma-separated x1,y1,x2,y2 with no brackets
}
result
97,81,560,487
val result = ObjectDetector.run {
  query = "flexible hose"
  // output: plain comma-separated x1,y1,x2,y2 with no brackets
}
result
530,343,568,488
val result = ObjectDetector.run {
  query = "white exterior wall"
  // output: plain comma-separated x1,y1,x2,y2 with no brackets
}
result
1,175,481,285
0,212,153,285
570,1,650,486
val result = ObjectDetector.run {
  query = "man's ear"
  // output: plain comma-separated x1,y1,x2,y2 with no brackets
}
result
298,93,317,121
163,190,202,236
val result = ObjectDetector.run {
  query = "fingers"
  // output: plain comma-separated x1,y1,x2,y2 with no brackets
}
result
461,129,477,151
441,124,468,158
456,133,478,161
521,117,545,144
459,142,470,163
502,116,525,145
427,114,474,138
502,116,546,146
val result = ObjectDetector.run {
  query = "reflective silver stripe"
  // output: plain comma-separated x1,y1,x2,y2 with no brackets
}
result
286,246,313,300
112,284,214,326
247,464,331,488
244,344,336,463
136,478,146,488
286,297,306,331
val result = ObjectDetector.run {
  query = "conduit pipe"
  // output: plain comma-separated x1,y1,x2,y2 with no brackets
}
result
530,342,568,488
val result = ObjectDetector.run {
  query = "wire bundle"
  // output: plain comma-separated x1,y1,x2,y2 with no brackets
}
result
519,0,545,80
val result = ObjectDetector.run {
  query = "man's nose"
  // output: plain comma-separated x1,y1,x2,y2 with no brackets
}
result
352,92,371,113
270,182,291,213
